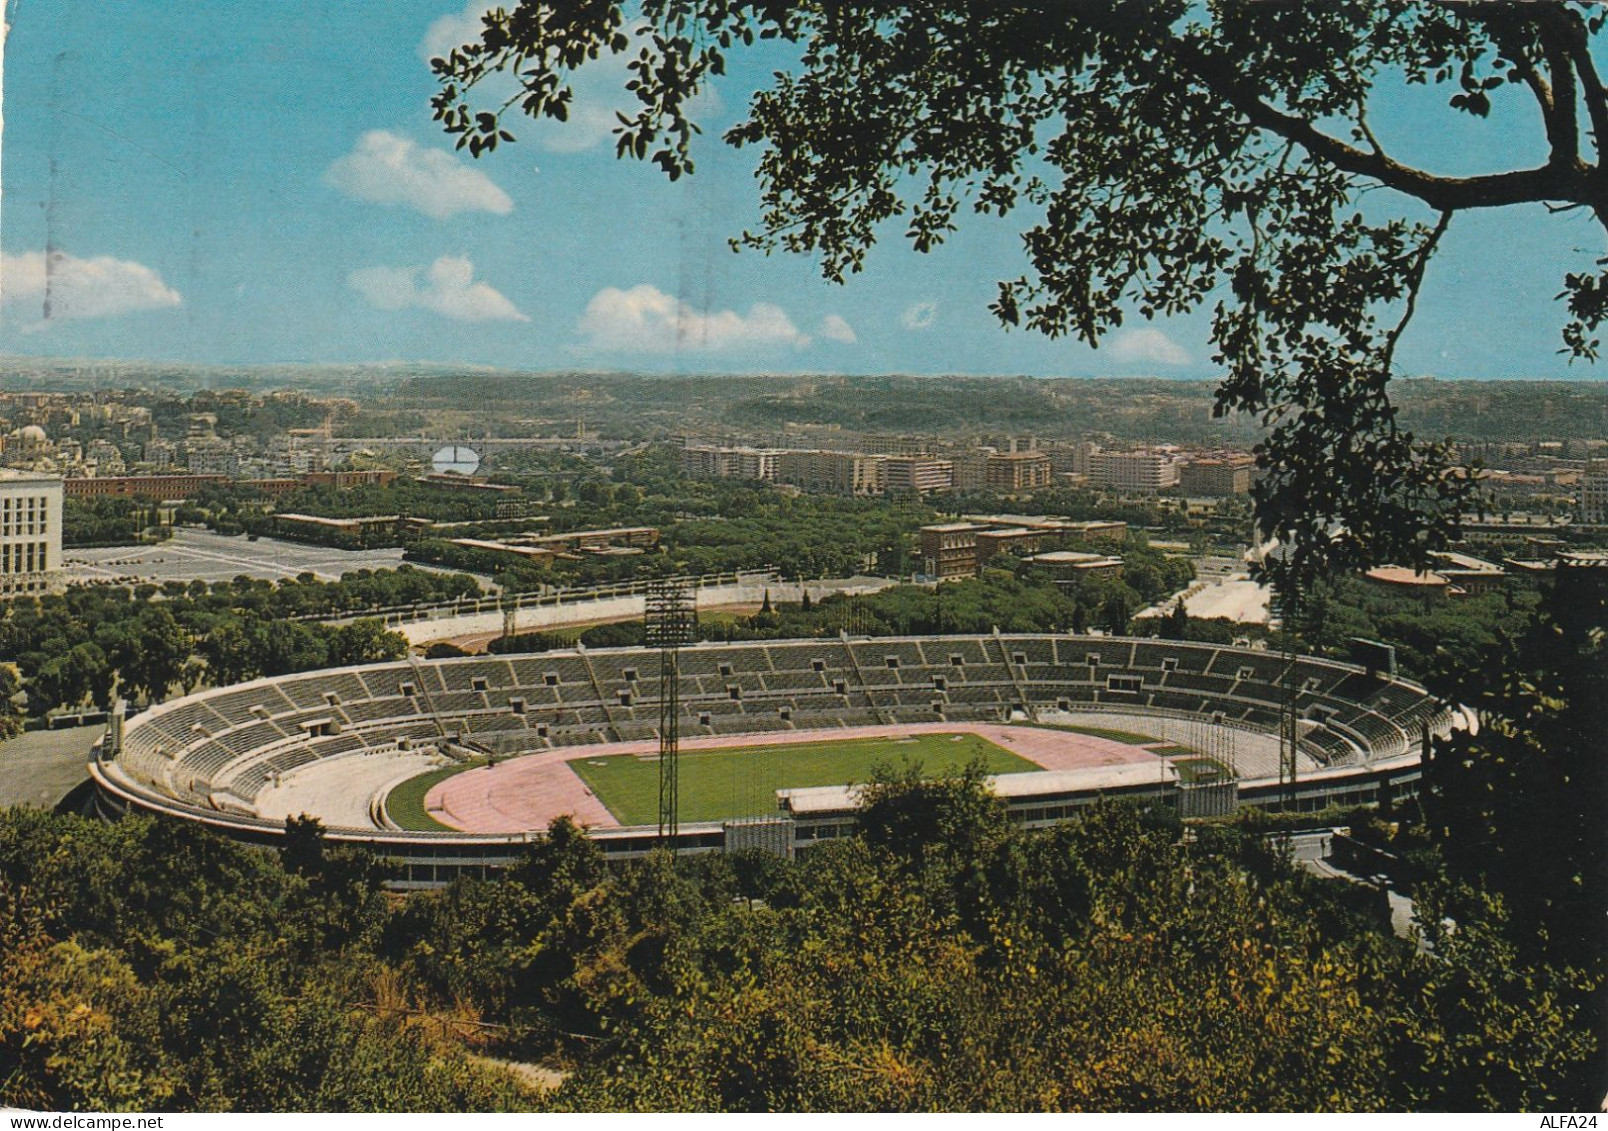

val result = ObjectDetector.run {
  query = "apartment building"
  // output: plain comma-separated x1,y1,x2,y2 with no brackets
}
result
985,451,1054,492
1178,456,1254,496
882,456,954,496
1089,450,1179,492
774,450,886,495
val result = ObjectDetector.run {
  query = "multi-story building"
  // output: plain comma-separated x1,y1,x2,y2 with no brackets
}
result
679,444,781,482
0,470,63,595
950,451,993,492
919,522,983,579
1089,450,1179,492
1579,461,1608,525
985,451,1053,492
1179,456,1254,496
142,439,179,471
882,456,953,496
975,527,1046,564
1027,550,1125,586
64,474,230,501
774,450,886,495
184,439,239,476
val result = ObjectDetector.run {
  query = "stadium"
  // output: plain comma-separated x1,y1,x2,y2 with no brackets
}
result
89,634,1458,887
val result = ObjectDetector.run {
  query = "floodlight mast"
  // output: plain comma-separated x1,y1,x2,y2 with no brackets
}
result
645,581,697,849
1275,584,1303,815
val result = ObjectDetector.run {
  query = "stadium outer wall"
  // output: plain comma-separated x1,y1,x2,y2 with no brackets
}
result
90,635,1455,888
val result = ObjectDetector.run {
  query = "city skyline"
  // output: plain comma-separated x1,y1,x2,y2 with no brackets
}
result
0,1,1606,382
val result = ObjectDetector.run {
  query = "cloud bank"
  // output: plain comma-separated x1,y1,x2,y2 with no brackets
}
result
325,131,513,220
576,284,811,353
349,257,527,322
1109,327,1191,366
0,251,181,328
818,314,857,344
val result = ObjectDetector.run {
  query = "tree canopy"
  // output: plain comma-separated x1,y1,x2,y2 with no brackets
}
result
431,0,1608,593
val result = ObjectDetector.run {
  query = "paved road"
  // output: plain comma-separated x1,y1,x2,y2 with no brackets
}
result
64,528,477,586
0,726,103,810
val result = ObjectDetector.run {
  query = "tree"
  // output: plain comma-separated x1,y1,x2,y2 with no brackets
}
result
327,619,409,668
1419,559,1607,1093
1162,599,1190,641
427,1,1608,593
0,665,22,739
106,607,191,705
30,643,111,716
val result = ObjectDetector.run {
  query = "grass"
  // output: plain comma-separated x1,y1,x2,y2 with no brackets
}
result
568,733,1041,826
384,762,481,831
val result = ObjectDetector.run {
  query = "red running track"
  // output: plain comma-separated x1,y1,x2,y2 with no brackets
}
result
424,722,1160,834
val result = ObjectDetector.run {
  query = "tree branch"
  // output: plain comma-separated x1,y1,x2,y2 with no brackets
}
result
1382,211,1454,380
1554,7,1608,166
1535,10,1581,167
1122,16,1608,224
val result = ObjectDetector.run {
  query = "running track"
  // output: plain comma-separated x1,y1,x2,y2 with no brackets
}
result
423,722,1161,833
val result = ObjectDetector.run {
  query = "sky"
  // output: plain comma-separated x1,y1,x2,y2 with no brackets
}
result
0,1,1605,381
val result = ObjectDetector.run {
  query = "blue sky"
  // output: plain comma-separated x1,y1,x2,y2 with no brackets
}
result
0,0,1604,381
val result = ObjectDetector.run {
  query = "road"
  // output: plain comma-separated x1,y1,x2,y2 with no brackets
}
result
0,726,103,811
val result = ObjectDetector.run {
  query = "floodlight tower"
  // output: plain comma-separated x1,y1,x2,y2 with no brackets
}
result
1274,583,1303,813
645,580,697,848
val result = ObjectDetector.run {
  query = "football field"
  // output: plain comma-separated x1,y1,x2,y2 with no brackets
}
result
567,732,1039,825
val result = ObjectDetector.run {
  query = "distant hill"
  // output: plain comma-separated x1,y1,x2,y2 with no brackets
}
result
2,357,1603,443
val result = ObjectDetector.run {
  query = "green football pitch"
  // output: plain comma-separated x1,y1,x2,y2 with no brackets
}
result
567,732,1042,826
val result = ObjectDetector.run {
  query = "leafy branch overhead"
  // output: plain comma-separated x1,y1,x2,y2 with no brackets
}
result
432,0,1608,591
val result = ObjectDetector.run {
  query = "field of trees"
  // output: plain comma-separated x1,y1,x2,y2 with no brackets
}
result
0,779,1594,1111
0,567,482,726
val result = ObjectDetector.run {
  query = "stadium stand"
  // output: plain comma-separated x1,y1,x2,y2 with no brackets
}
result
92,634,1455,886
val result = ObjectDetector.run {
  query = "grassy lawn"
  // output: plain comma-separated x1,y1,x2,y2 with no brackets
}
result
569,733,1040,825
384,762,481,831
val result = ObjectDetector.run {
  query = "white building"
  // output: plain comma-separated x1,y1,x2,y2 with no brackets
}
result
1089,450,1179,492
0,470,64,595
1580,462,1608,525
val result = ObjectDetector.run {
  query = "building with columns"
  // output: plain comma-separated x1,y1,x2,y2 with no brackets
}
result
0,470,64,595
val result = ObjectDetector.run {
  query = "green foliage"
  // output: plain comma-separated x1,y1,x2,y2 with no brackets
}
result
0,774,1597,1111
0,809,534,1111
1417,568,1607,1098
1,568,453,715
61,496,153,548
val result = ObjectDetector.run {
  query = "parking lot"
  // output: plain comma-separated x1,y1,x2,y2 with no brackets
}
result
64,528,462,586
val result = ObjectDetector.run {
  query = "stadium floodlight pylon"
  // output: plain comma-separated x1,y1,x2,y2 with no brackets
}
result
1273,582,1303,814
645,580,697,848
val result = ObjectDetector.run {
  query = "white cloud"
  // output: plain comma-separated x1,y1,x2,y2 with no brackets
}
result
818,314,857,344
577,284,809,353
325,131,513,220
901,300,937,331
419,0,494,61
0,250,181,328
1109,327,1191,366
349,257,527,323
